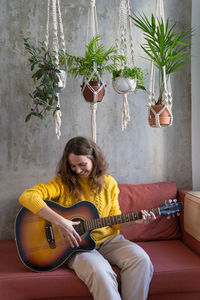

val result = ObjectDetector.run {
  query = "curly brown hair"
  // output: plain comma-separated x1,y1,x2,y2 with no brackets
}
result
57,136,108,200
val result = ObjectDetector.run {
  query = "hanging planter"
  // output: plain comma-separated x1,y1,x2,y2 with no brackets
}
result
149,104,172,127
112,66,145,94
24,0,67,140
112,66,145,131
130,8,191,128
81,81,105,102
23,39,66,123
65,35,125,104
113,0,146,131
64,34,124,141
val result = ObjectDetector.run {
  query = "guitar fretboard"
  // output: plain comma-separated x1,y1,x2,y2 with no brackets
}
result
85,208,160,231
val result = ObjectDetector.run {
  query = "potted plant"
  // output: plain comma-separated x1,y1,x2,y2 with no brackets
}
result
24,38,66,122
130,13,191,126
112,66,145,94
65,35,125,102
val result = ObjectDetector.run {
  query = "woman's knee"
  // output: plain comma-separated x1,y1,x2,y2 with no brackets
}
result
125,248,154,275
88,260,117,283
136,252,154,276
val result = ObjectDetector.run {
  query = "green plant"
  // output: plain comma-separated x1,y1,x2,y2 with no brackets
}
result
65,35,125,81
112,66,145,90
24,38,65,122
130,13,191,104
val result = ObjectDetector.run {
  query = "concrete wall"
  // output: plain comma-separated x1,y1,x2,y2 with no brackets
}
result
0,0,192,239
191,0,200,190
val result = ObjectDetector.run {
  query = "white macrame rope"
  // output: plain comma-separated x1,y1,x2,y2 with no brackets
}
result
87,0,98,42
57,0,66,51
116,0,135,67
113,75,136,131
115,0,135,130
85,0,103,142
90,103,97,142
148,0,173,127
44,0,50,49
44,0,66,139
122,94,130,131
52,0,59,64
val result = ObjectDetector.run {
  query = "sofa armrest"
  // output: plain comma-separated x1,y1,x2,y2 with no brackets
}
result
184,192,200,241
178,190,200,255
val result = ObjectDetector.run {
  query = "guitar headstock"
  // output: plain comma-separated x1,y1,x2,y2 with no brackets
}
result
160,199,183,217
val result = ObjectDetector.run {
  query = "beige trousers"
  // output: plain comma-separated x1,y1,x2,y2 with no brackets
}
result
68,234,154,300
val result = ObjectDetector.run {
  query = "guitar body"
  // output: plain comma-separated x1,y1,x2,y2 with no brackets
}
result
15,200,99,272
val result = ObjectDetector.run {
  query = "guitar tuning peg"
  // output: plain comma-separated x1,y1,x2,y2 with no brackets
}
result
167,216,171,219
172,214,175,217
168,199,172,203
176,213,180,216
173,199,177,203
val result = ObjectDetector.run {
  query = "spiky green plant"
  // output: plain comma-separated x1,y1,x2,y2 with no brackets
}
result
65,35,126,81
24,38,65,122
130,13,191,104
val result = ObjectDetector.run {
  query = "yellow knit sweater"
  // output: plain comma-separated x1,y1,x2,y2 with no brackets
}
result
19,174,122,246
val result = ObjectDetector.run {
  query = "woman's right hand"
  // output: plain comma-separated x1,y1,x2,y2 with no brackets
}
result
37,205,82,248
56,218,82,248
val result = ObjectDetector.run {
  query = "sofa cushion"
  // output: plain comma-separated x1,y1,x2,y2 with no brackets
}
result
0,241,92,300
118,181,180,242
1,240,200,300
139,240,200,295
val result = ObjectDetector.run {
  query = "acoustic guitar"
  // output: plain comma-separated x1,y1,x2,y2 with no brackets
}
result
15,199,182,272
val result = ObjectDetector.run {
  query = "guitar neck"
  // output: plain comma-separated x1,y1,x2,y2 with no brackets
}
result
85,208,160,231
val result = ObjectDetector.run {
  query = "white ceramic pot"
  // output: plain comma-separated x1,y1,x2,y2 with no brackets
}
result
57,70,67,89
113,76,137,93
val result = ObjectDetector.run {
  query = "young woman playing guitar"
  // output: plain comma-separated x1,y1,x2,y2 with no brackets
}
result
19,136,156,300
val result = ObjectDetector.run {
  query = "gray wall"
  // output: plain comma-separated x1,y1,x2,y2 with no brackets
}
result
191,0,200,190
0,0,192,239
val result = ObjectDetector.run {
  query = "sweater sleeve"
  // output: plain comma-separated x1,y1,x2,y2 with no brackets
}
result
18,176,63,214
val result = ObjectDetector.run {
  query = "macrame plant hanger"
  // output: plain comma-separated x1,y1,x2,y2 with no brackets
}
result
44,0,66,139
81,0,106,142
113,0,136,131
148,0,173,128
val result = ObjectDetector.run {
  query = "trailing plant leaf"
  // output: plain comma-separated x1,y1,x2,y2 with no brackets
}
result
24,38,66,122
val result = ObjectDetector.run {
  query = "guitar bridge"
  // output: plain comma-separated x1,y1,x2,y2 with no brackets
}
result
45,222,56,249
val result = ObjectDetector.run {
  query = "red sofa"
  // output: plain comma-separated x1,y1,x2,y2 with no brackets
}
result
0,181,200,300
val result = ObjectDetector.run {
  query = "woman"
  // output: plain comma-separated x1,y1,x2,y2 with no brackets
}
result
19,136,156,300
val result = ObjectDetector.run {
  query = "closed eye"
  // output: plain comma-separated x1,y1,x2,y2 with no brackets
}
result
70,163,87,169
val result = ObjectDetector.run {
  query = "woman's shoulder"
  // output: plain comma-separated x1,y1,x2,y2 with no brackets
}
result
44,175,65,189
104,174,118,187
46,175,62,184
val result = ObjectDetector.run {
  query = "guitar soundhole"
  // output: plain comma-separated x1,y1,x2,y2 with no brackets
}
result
72,218,85,236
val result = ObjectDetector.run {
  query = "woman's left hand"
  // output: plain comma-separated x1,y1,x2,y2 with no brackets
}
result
135,210,156,224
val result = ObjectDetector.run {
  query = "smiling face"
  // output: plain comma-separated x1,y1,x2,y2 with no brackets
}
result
68,153,93,178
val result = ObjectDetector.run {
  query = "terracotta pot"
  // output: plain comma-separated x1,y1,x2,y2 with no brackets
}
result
81,81,105,103
149,104,172,127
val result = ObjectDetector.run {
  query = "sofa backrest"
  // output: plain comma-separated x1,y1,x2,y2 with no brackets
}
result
118,181,181,242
